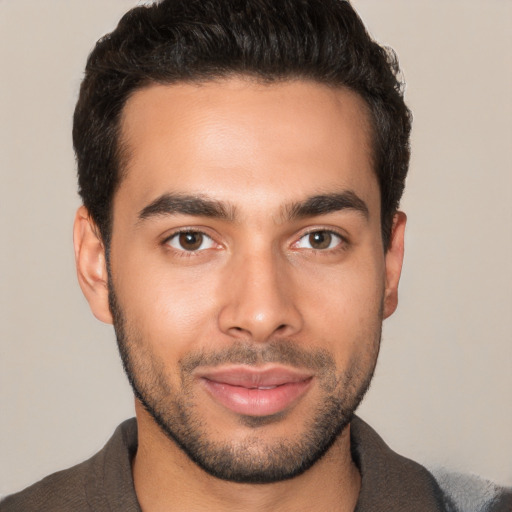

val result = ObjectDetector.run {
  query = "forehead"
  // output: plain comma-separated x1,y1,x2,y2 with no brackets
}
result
116,78,378,218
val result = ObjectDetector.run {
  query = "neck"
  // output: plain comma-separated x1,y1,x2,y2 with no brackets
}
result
133,402,360,512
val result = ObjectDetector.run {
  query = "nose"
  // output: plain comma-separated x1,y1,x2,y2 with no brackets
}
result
218,249,303,342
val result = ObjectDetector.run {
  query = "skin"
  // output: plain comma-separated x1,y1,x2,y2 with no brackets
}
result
74,78,406,511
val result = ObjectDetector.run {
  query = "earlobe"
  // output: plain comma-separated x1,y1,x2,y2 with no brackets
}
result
383,211,407,319
73,206,113,324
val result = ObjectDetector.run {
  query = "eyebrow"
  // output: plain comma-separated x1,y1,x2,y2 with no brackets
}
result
138,194,236,222
285,191,369,221
137,190,369,224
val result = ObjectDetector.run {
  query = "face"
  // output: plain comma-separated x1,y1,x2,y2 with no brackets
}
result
76,78,405,483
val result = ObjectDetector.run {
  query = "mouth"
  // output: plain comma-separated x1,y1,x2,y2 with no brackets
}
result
196,365,313,417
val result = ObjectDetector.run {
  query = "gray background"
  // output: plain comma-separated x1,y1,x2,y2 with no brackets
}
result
1,0,511,496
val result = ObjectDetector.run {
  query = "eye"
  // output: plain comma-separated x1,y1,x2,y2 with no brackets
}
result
165,231,216,252
295,230,344,250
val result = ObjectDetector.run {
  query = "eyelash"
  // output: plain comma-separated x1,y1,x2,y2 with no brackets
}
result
293,229,349,253
162,229,218,257
162,227,348,256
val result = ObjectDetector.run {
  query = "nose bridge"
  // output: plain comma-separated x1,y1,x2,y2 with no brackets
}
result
218,243,302,341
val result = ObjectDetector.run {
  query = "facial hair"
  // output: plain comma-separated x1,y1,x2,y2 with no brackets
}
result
108,281,381,484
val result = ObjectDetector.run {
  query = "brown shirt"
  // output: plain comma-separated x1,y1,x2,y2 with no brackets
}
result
1,416,499,511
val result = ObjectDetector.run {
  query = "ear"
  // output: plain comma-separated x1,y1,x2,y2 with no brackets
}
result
383,211,407,319
73,206,113,324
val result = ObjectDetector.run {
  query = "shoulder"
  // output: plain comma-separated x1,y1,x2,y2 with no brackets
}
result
432,470,512,512
1,419,139,512
351,416,453,511
0,458,92,512
350,416,512,512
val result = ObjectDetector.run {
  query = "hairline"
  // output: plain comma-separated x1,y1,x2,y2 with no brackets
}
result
101,73,385,250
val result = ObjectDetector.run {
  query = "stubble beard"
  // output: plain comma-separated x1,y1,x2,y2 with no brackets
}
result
108,282,381,484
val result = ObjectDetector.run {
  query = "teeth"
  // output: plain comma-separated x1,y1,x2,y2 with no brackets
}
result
257,386,277,390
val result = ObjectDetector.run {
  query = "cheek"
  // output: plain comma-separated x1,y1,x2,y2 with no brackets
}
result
114,256,221,357
297,255,384,360
300,253,384,315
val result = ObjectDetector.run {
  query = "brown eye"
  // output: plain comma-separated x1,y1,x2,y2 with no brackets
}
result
296,230,343,250
166,231,215,252
308,231,332,250
179,232,203,250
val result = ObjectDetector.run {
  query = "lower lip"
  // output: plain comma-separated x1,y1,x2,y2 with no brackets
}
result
201,378,312,417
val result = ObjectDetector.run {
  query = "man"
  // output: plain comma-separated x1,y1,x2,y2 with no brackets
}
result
2,1,511,511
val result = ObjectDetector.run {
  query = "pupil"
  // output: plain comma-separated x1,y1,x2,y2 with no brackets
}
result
310,231,331,249
179,232,202,250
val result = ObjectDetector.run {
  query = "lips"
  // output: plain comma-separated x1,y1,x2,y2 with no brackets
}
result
197,366,313,417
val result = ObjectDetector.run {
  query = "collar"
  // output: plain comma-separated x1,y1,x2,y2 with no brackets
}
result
86,416,452,511
351,416,452,511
